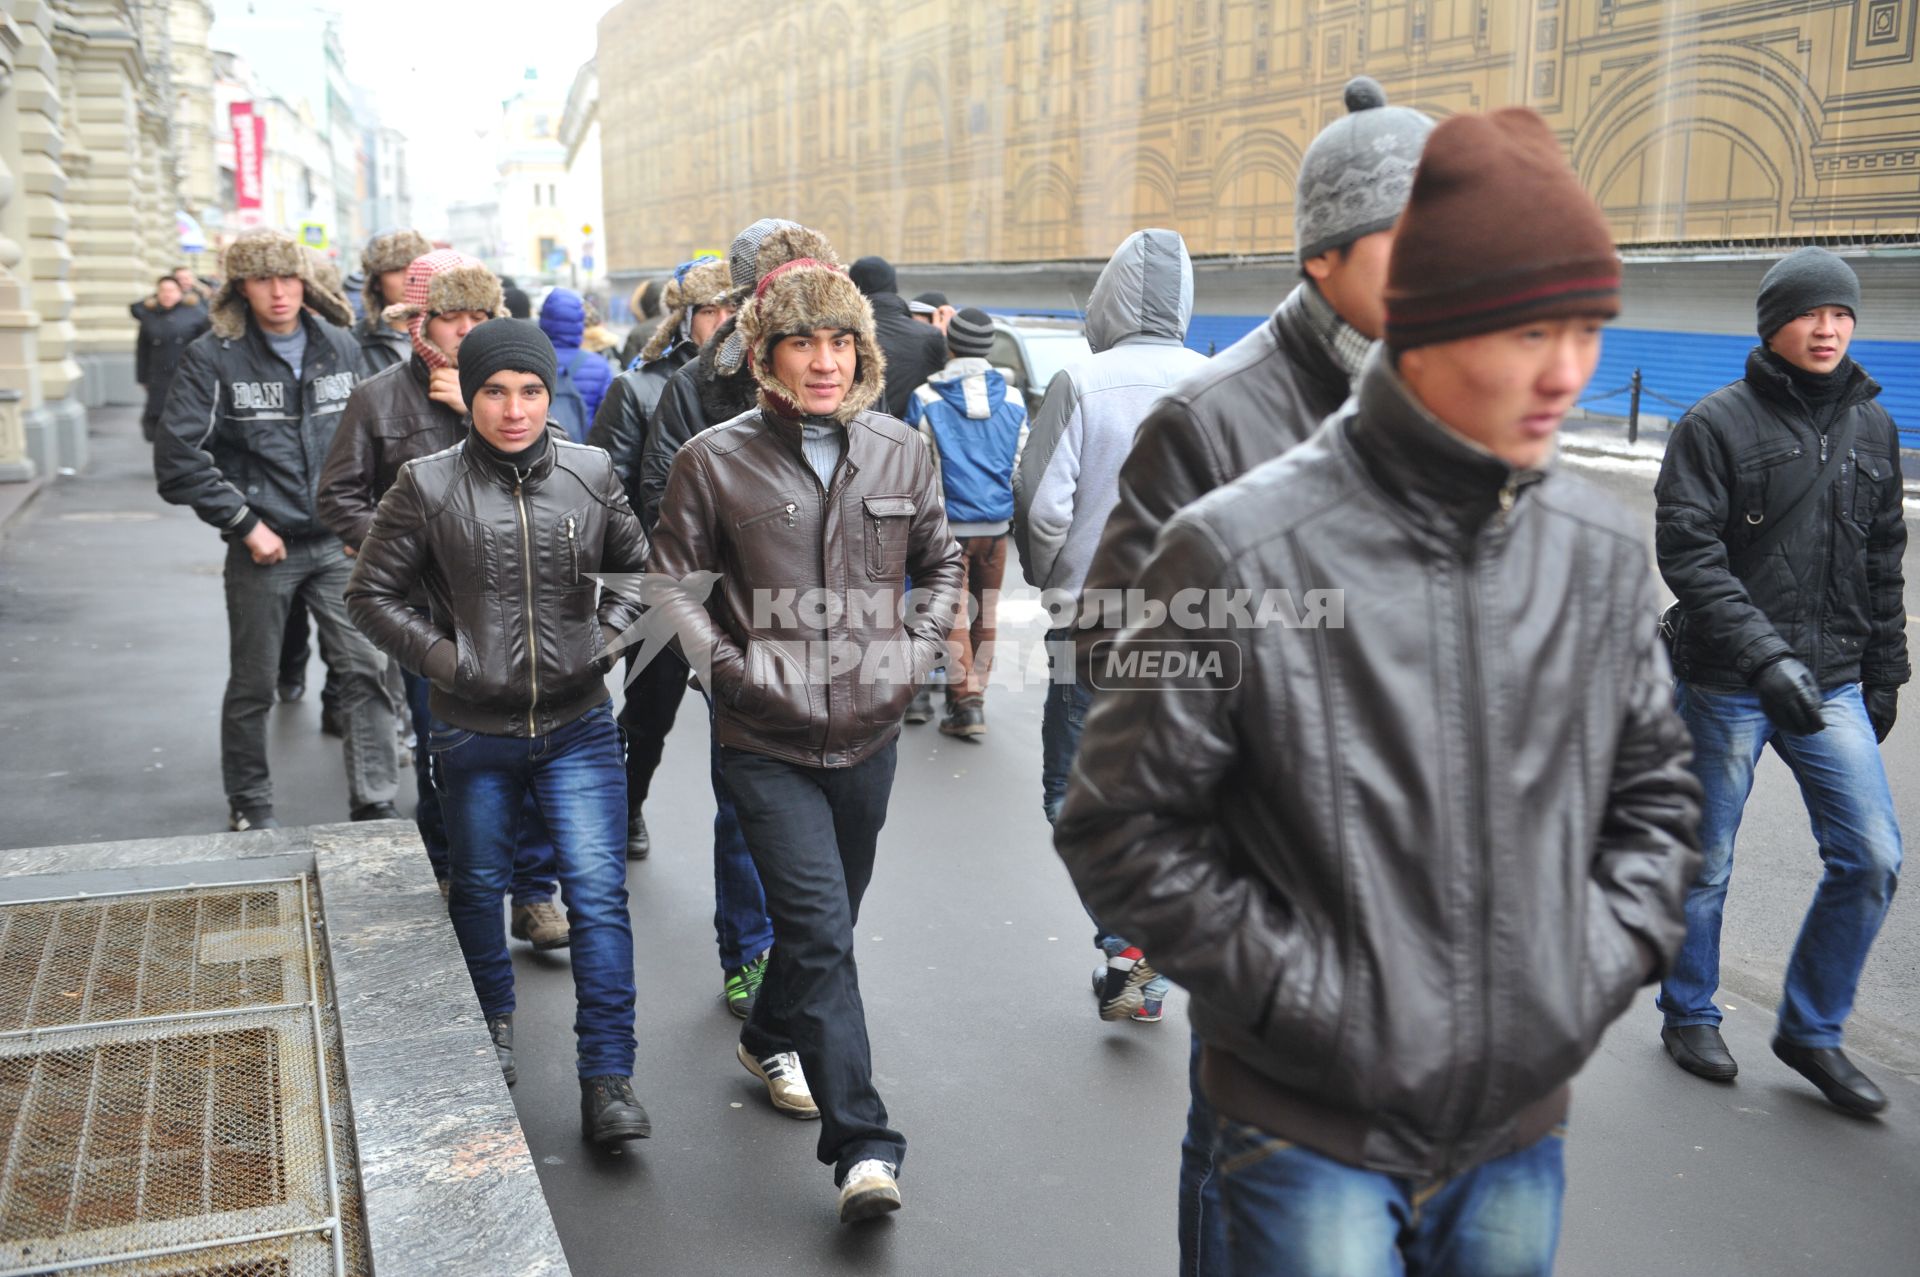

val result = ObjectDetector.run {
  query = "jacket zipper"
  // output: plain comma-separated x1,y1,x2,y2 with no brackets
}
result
1454,531,1498,1162
739,501,799,530
566,515,578,583
515,477,539,735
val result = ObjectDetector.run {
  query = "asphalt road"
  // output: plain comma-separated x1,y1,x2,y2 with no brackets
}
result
3,412,1918,1275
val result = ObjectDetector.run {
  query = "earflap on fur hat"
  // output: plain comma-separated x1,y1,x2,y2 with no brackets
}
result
642,256,733,364
736,257,885,425
208,228,352,338
362,229,433,279
380,250,504,369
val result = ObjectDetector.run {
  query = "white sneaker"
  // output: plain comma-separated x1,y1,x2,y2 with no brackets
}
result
837,1159,902,1223
736,1042,819,1119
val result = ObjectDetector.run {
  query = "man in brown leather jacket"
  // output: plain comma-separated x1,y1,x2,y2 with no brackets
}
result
346,319,653,1148
648,252,962,1224
1055,109,1701,1274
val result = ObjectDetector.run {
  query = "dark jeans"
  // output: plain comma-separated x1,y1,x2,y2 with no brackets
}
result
1181,1032,1229,1277
222,536,395,811
721,740,906,1182
431,703,635,1079
406,668,556,904
1039,627,1092,825
619,646,690,809
707,701,774,972
1658,681,1903,1047
1217,1120,1566,1276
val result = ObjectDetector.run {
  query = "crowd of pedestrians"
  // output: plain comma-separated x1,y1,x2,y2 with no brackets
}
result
133,72,1905,1265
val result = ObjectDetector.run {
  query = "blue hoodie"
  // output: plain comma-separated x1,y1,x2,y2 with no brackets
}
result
537,288,613,427
904,357,1029,536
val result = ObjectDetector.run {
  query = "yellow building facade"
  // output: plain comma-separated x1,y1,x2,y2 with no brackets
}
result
598,0,1920,269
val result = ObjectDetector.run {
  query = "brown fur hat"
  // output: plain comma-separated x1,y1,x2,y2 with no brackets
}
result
209,228,352,337
736,257,884,424
715,221,840,374
640,257,733,363
303,247,344,301
362,228,433,279
379,249,508,369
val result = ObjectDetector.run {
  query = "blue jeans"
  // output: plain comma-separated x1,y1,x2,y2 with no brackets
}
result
409,668,556,905
430,703,636,1078
1181,1032,1229,1277
1217,1121,1566,1276
1043,630,1168,998
1658,682,1902,1047
703,693,774,973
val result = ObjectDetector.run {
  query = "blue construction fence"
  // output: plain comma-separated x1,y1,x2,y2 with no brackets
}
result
992,307,1920,452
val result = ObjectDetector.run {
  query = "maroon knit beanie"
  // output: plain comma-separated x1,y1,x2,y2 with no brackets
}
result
1385,107,1620,351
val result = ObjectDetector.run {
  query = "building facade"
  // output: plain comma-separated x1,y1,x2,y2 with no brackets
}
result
598,0,1920,270
494,80,571,284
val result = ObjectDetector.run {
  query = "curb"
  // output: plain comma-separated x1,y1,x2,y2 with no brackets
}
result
0,475,48,542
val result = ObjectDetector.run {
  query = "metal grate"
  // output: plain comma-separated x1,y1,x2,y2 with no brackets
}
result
0,879,364,1277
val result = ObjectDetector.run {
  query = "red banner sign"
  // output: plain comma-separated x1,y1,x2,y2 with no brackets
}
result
230,102,265,225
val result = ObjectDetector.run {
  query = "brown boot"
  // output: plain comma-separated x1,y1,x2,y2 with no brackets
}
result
510,899,571,950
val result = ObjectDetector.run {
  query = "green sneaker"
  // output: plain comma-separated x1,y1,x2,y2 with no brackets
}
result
723,950,769,1020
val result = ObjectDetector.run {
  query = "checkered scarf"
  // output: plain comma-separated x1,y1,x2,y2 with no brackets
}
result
394,250,482,370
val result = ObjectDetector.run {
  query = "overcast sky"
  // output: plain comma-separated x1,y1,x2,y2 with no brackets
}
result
212,0,615,236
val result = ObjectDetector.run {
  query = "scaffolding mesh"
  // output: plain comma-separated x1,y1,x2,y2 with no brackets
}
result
0,880,367,1276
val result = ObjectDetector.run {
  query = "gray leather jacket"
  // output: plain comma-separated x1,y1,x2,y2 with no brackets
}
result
1055,347,1701,1179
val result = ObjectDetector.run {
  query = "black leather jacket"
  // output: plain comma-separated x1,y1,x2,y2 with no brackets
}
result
316,356,464,551
1077,283,1352,670
586,341,694,522
1055,347,1701,1179
1654,349,1908,692
154,313,364,542
346,430,649,737
642,319,756,528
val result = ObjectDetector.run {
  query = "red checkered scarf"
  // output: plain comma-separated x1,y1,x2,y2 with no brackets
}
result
395,249,481,370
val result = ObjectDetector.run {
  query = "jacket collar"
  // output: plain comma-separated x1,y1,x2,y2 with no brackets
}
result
407,353,433,390
1344,345,1548,540
756,408,873,485
462,422,559,489
241,310,326,380
1742,345,1879,413
1272,284,1357,404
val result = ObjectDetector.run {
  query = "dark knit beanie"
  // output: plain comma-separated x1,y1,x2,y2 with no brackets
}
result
1756,247,1859,340
457,318,556,410
947,307,995,359
1295,77,1432,262
1385,107,1620,351
914,290,949,308
849,256,898,297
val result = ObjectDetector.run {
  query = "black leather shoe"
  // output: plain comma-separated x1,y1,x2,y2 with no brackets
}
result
278,678,305,703
626,811,650,860
1662,1024,1738,1081
581,1076,652,1145
487,1013,516,1086
351,802,402,822
1772,1037,1888,1116
903,688,934,724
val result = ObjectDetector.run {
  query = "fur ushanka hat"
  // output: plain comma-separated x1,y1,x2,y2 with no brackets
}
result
736,257,885,424
362,228,433,279
714,219,840,374
640,256,733,363
209,228,353,338
382,249,507,369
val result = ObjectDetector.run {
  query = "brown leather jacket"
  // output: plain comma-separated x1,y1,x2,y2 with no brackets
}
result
317,355,464,551
345,430,649,737
646,407,963,768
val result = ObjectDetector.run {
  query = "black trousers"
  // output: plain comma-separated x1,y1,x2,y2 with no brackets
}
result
617,647,689,811
721,739,905,1182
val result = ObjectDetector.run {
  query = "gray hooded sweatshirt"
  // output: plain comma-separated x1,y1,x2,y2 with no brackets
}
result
1012,228,1207,596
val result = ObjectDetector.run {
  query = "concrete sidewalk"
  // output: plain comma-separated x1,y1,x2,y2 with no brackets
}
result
3,408,1917,1275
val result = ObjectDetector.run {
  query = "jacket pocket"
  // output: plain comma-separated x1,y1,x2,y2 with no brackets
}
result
737,637,815,730
1850,450,1887,526
864,495,916,580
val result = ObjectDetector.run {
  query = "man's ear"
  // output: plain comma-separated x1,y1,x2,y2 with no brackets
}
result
1302,251,1334,284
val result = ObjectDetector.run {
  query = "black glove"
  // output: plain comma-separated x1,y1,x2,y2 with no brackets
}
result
1864,684,1898,744
1752,656,1825,736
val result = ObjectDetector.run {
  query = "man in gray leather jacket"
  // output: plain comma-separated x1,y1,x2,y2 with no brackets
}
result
1055,108,1701,1275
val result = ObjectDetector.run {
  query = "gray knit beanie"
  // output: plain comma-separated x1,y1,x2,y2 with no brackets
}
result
457,318,556,410
947,308,995,359
1756,247,1859,340
1295,77,1434,263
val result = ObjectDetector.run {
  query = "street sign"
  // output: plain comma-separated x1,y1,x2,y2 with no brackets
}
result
299,222,329,250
